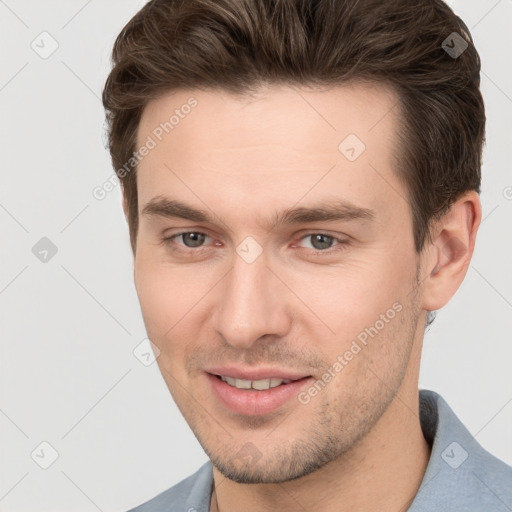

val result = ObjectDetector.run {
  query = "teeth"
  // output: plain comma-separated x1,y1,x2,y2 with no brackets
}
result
270,378,285,388
235,378,252,389
252,379,272,390
220,375,293,390
223,376,237,387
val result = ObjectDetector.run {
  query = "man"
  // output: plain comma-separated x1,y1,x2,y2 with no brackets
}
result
102,0,512,510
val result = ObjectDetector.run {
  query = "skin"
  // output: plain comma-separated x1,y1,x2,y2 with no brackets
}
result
129,83,481,511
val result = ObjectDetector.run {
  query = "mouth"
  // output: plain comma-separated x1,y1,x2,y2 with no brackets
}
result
206,370,313,416
216,374,300,390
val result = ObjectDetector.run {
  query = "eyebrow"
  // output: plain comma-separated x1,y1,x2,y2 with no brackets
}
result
141,196,374,231
142,197,211,223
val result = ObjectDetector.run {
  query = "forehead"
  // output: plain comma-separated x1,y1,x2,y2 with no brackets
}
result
135,83,405,224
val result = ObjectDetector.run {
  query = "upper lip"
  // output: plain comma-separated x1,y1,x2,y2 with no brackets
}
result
206,366,310,381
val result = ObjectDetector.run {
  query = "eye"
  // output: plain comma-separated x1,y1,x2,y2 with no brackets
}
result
168,231,211,249
298,233,345,252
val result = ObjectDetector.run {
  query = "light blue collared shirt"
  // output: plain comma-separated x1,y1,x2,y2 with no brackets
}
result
128,390,512,511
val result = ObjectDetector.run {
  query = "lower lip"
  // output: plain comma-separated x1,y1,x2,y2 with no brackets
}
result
206,373,313,416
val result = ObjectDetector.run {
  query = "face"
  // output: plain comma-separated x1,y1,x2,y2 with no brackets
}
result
133,83,426,484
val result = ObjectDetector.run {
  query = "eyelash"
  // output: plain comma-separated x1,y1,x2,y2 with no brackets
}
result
161,231,348,255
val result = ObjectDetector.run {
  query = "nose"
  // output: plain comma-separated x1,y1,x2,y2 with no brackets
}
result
213,249,291,350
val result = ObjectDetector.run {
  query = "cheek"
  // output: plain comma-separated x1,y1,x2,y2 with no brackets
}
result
134,253,190,340
285,259,416,393
316,296,415,413
134,252,217,364
284,253,413,342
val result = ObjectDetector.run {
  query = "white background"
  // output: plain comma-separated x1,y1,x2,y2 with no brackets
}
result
1,1,511,510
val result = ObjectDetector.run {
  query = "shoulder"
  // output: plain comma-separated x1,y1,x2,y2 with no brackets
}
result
127,462,213,512
410,390,512,512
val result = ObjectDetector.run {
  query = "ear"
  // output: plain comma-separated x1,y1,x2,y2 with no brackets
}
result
421,191,481,311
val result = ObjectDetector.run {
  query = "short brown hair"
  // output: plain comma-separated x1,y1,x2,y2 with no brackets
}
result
102,0,484,253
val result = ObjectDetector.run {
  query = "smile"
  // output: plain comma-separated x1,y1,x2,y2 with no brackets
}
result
218,375,294,390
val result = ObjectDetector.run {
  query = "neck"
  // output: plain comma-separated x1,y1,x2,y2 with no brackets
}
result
211,375,430,512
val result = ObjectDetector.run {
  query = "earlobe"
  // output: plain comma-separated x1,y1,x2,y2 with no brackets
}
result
422,191,481,311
